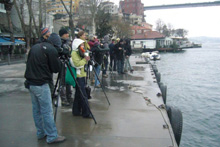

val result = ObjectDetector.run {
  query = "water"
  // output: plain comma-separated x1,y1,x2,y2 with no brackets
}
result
155,43,220,147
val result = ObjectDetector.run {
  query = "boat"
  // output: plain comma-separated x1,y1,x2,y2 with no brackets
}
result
141,51,161,60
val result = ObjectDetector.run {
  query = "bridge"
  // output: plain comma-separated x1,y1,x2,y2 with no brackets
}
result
144,1,220,10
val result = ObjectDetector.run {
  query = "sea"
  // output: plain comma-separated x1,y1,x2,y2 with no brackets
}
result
154,43,220,147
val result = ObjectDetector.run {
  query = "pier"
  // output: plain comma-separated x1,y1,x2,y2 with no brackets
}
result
0,56,178,146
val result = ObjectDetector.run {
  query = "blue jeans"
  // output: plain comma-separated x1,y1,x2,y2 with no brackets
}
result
124,56,133,71
94,65,101,86
29,84,58,143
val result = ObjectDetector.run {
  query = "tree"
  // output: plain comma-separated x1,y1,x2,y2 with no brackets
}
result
60,0,75,39
110,17,132,38
155,19,164,34
95,9,112,38
81,0,103,35
175,29,188,38
2,0,15,50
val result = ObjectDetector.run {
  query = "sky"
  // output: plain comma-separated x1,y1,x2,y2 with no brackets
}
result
110,0,220,37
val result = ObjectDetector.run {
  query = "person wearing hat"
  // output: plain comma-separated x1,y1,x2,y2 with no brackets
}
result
36,27,51,44
59,28,72,106
24,33,66,144
77,31,90,51
70,38,91,118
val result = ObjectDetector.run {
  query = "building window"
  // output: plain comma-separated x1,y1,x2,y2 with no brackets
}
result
137,30,141,34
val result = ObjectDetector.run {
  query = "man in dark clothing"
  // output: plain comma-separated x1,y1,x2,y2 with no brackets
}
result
25,33,65,144
109,39,116,71
35,27,55,96
114,39,125,74
91,42,104,87
59,28,72,106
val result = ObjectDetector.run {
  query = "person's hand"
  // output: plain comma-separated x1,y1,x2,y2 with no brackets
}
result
85,56,90,61
126,56,129,58
119,47,122,50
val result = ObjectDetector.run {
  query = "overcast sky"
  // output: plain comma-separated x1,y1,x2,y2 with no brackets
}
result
110,0,220,37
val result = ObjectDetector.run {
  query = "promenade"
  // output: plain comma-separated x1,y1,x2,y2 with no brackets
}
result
0,56,177,147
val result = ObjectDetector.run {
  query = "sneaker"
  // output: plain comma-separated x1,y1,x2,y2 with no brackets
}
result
62,101,70,106
48,136,66,144
103,74,108,78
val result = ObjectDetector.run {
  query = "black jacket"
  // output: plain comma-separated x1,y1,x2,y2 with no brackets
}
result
114,42,124,60
91,44,104,65
109,43,115,56
25,42,61,85
124,43,132,56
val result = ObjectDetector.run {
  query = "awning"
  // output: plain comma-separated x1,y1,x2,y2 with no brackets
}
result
14,39,26,45
1,37,26,45
0,37,14,45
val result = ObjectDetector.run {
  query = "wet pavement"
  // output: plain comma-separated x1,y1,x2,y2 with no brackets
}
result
0,56,177,147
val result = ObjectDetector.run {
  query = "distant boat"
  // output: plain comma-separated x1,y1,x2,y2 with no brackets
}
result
141,51,161,60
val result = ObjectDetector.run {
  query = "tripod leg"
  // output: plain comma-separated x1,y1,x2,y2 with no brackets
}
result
53,64,64,122
93,65,111,105
65,61,97,124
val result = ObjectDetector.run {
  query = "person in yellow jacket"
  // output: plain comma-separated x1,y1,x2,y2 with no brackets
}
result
70,38,91,118
77,31,90,51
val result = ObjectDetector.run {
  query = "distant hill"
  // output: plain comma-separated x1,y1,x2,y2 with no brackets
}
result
188,36,220,44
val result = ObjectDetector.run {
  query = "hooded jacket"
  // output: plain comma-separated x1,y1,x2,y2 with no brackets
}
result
25,41,61,85
114,39,124,60
71,39,87,78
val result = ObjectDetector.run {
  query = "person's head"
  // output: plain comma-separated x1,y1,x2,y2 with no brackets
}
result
112,39,115,43
59,28,69,39
72,38,85,51
41,27,51,39
116,38,120,43
119,39,124,46
89,35,95,41
77,31,86,39
48,33,62,48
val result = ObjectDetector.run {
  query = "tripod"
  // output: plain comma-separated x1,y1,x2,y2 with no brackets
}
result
52,56,97,124
88,59,111,105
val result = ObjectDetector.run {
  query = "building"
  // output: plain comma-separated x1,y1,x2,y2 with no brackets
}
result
130,22,173,49
100,1,118,14
47,0,80,14
119,0,144,16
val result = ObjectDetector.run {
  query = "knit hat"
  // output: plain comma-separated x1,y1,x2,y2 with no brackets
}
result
41,27,50,36
48,33,62,48
59,28,68,37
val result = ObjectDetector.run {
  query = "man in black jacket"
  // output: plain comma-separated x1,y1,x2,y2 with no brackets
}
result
115,39,125,74
24,33,65,144
59,28,72,106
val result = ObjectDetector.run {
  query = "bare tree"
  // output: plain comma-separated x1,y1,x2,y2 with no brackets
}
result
60,0,75,39
81,0,103,35
3,0,15,49
110,18,132,38
155,19,164,34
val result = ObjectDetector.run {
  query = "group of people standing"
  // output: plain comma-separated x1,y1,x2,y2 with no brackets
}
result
109,38,134,75
24,27,134,144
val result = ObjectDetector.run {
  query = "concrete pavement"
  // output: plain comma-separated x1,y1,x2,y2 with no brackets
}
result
0,56,177,147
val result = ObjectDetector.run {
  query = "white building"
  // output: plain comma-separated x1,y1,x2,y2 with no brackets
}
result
100,1,118,14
